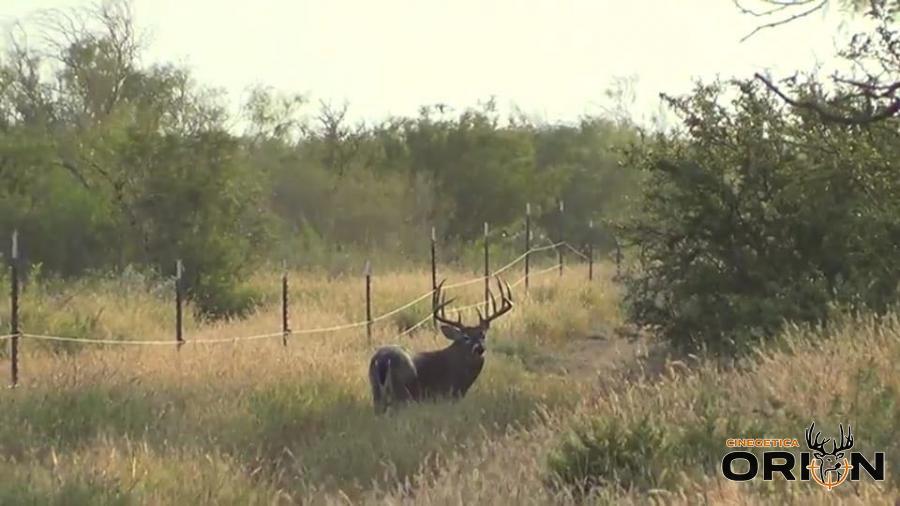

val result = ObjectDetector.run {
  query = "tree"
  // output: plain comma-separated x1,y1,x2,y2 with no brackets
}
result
737,0,900,124
620,78,900,353
0,0,274,317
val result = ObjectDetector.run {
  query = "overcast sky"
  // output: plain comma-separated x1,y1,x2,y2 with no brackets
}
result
1,0,849,126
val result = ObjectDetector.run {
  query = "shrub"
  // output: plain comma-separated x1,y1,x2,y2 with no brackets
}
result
619,80,900,353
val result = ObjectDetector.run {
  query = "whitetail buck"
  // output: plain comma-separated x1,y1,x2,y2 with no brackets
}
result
368,277,514,414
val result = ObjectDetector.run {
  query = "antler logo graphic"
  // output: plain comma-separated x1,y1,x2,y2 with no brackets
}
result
805,422,855,490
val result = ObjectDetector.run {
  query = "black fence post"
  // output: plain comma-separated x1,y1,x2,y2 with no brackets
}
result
525,203,530,292
615,238,622,279
558,200,564,277
365,260,373,344
430,227,437,326
9,231,19,388
282,262,290,347
588,220,594,282
483,222,490,309
175,259,184,350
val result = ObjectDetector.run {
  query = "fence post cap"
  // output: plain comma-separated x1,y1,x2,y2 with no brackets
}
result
11,230,18,260
176,259,183,279
364,260,372,276
431,226,436,242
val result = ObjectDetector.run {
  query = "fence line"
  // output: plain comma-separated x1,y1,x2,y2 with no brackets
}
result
494,241,562,275
5,242,583,349
21,331,287,346
442,241,562,290
392,289,527,340
14,298,501,347
368,290,435,324
564,242,590,261
511,264,559,287
394,313,434,338
22,333,204,346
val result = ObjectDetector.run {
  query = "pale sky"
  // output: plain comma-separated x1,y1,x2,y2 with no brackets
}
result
1,0,849,126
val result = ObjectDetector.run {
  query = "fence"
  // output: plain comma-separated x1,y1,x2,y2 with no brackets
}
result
2,205,620,387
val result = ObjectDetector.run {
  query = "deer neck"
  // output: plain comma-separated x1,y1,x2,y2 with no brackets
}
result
446,341,484,366
414,341,484,395
443,341,485,387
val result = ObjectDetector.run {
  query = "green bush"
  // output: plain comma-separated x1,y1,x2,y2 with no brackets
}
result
619,80,900,353
547,416,685,494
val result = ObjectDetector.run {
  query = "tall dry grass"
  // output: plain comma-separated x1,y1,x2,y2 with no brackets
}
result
3,261,895,505
364,312,900,506
0,262,622,504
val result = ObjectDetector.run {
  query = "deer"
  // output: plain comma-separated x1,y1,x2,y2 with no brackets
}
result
806,422,854,485
367,277,514,414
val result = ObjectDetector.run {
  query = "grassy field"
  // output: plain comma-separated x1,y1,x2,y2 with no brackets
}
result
1,262,898,504
0,262,623,504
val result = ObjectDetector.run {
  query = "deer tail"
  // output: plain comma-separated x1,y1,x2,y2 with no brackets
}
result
369,355,393,413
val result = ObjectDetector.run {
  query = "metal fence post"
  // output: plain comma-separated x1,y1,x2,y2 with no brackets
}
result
558,200,564,277
615,238,622,279
175,259,184,350
365,260,373,343
483,222,490,308
588,220,594,282
525,203,531,292
430,227,437,325
282,262,290,347
9,231,20,387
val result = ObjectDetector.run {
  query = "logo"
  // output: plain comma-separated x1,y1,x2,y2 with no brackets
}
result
721,421,885,491
805,422,853,490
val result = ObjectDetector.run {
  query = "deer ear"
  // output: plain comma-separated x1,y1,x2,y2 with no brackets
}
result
440,325,465,341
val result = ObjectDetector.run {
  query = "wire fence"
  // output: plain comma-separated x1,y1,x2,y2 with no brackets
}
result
443,241,562,290
394,263,561,340
564,242,591,261
3,241,585,350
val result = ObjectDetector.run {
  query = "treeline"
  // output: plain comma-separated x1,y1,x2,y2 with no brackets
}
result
0,1,641,317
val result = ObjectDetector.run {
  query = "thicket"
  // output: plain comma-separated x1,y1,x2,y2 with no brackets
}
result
0,1,641,318
618,0,900,353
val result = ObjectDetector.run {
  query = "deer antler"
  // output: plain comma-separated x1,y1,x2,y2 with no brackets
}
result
806,422,831,455
433,280,464,329
832,424,853,455
479,277,513,328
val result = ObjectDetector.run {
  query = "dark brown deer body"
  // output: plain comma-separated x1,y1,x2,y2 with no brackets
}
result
368,278,512,414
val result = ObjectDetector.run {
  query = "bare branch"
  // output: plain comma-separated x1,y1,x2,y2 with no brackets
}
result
738,0,829,42
733,0,797,17
831,75,900,97
755,72,900,124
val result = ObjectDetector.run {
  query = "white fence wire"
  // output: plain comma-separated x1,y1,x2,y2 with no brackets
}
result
6,241,584,348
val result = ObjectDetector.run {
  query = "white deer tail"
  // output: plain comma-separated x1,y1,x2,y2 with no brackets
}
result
369,355,394,414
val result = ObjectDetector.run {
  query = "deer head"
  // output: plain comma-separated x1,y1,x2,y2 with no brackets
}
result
806,422,854,484
432,277,513,357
